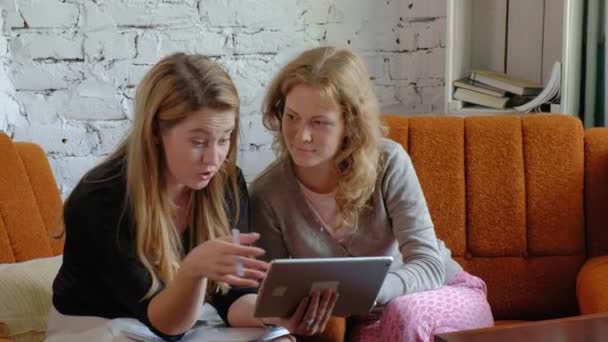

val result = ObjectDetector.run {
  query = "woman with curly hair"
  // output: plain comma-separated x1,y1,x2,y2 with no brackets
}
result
250,46,494,341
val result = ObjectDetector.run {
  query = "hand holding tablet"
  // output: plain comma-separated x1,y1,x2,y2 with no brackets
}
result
263,287,340,336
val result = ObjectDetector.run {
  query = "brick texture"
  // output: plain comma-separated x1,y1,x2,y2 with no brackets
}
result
0,0,447,194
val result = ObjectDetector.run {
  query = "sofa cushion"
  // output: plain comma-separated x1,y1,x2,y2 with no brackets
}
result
0,255,62,338
0,133,64,263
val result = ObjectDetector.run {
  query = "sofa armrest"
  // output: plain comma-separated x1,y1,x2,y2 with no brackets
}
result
577,256,608,314
584,127,608,257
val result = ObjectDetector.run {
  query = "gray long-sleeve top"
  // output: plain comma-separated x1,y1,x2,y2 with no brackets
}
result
250,138,462,305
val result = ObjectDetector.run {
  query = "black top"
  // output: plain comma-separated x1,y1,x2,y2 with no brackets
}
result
52,159,256,341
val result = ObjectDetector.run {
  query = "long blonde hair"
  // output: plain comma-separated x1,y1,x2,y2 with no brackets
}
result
262,46,386,232
87,53,240,298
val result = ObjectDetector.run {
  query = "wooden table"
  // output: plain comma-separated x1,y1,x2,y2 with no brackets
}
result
435,313,608,342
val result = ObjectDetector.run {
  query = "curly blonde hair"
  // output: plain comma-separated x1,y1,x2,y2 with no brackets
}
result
262,46,386,232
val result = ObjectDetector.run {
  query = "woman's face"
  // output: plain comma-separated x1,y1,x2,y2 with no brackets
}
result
160,108,235,190
281,84,345,170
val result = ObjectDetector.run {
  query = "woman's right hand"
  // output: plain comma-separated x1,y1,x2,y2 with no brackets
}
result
180,232,269,287
265,289,339,336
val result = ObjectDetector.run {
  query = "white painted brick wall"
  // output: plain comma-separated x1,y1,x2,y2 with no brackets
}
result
11,32,84,60
202,0,300,28
10,0,79,28
0,9,20,135
0,0,447,195
84,31,136,61
0,14,6,57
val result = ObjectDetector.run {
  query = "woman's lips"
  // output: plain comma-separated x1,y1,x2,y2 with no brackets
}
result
295,146,315,153
198,171,213,180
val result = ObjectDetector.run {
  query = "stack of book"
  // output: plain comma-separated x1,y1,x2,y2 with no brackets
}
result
453,62,561,112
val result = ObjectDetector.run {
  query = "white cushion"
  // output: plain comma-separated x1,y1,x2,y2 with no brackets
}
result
0,255,62,339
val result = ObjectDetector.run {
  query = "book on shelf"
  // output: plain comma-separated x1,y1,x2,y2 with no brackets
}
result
453,78,508,97
453,87,510,109
513,61,561,113
469,69,543,96
508,94,536,107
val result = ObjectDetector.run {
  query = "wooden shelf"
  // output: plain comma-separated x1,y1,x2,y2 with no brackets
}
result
445,0,583,115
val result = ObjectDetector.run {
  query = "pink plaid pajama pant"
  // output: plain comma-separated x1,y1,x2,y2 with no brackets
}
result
350,271,494,342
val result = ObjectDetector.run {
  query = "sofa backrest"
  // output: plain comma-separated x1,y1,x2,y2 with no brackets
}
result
584,127,608,257
383,114,593,320
0,132,64,263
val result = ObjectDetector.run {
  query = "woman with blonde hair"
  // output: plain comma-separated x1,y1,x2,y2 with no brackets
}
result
48,53,321,341
250,46,494,341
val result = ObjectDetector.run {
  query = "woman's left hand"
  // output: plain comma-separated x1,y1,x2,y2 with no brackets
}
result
269,289,339,336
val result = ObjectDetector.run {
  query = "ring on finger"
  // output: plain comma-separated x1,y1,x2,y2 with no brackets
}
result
305,319,315,328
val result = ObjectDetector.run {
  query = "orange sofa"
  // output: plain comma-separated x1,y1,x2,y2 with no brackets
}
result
382,114,608,321
1,114,608,342
0,131,64,342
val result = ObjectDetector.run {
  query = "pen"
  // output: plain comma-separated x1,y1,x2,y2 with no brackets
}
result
232,228,244,277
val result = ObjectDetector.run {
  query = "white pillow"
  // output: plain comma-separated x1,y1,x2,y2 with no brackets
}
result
0,255,63,339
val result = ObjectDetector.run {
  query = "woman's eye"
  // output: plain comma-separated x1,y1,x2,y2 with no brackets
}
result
314,120,330,126
192,140,207,147
219,137,230,145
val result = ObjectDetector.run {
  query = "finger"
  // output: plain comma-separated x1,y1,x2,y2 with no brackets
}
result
242,268,267,280
298,291,320,335
241,267,266,280
216,255,243,271
310,292,328,335
219,255,268,281
327,291,339,312
318,289,333,310
319,313,332,334
225,244,267,258
240,256,270,271
213,240,266,258
289,302,308,334
217,255,268,268
292,296,309,319
223,263,267,280
218,232,260,244
238,232,261,245
315,290,333,320
290,296,310,333
214,262,266,280
320,293,339,332
220,274,260,287
305,291,320,319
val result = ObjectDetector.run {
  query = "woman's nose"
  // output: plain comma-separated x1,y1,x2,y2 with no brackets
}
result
295,123,312,143
202,144,221,166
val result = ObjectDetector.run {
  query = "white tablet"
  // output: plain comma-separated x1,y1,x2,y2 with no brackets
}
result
254,256,393,318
